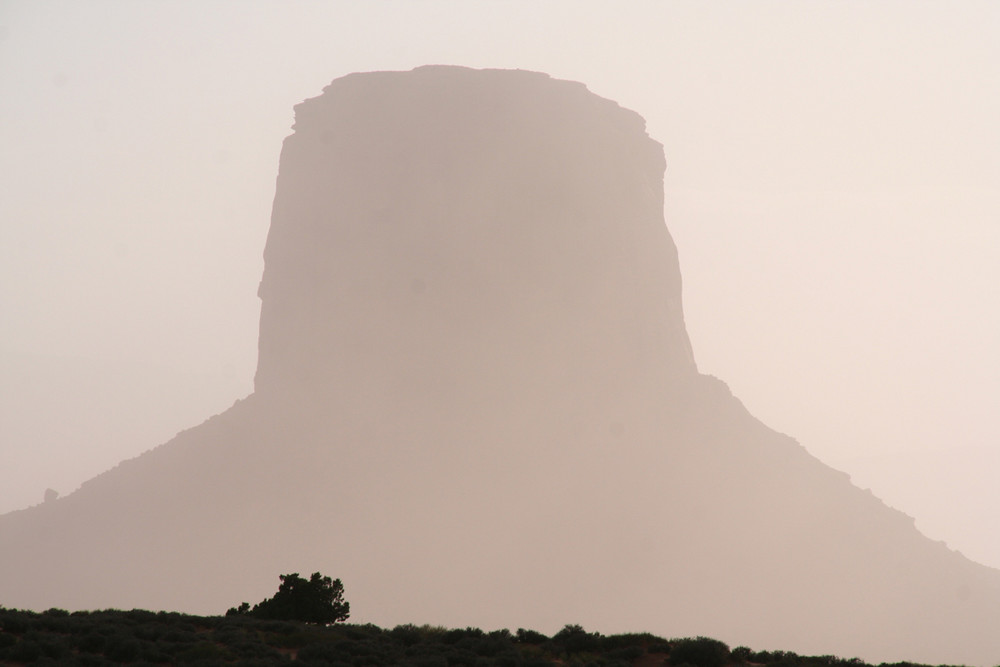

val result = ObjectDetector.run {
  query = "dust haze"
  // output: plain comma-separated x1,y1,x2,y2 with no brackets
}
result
1,2,998,665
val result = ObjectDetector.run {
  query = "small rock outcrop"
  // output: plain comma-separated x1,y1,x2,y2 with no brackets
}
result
1,67,999,666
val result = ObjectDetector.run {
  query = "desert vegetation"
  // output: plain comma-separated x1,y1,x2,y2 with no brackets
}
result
0,606,957,666
0,573,960,666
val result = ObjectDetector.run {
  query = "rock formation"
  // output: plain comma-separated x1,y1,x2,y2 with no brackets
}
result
2,66,999,665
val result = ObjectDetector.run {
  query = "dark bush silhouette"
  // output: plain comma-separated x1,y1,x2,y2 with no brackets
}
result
228,572,350,625
0,605,969,667
515,628,548,644
552,624,602,654
670,636,730,667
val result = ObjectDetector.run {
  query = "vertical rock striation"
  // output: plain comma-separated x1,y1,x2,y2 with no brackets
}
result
2,66,1000,666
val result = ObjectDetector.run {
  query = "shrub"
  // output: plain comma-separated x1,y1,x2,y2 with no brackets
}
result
515,628,548,644
133,622,168,641
105,636,142,663
343,623,384,641
36,635,71,660
732,646,753,662
390,624,425,647
174,640,226,663
237,572,350,625
229,639,286,661
76,631,107,653
648,641,673,654
7,639,42,663
670,636,730,667
553,624,602,654
1,615,28,634
608,645,645,662
163,627,197,644
140,644,173,663
296,639,355,666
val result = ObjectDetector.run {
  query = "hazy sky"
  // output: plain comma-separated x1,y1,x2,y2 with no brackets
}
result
1,1,998,569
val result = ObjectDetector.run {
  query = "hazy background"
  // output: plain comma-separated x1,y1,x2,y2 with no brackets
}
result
1,1,997,568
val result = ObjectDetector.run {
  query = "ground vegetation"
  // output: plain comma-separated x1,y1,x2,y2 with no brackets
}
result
0,606,952,666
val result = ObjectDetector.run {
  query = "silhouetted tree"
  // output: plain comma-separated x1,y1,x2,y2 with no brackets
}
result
229,572,349,624
226,602,250,617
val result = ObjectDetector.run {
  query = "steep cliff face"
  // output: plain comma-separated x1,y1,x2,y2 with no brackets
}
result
2,66,999,666
254,66,696,407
